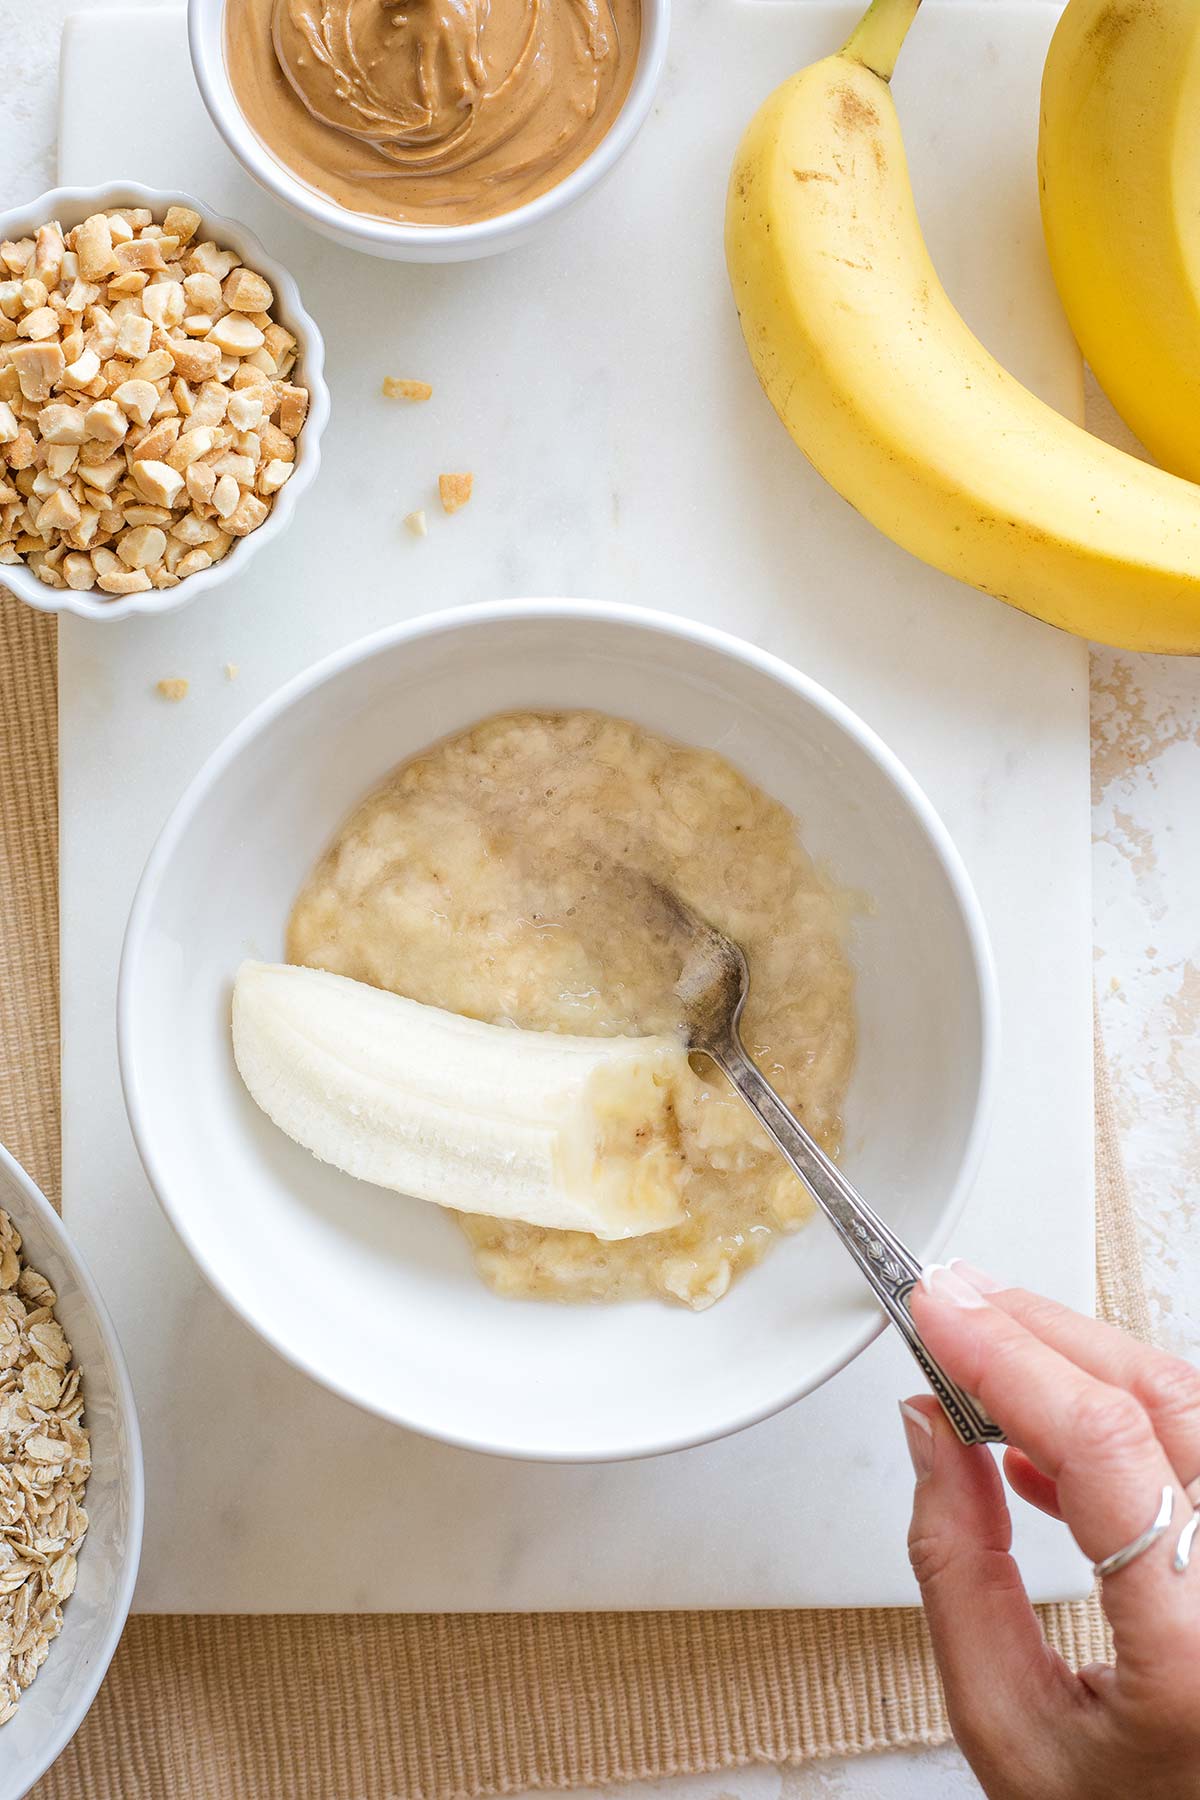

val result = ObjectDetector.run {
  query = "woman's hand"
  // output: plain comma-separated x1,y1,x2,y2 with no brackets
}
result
902,1262,1200,1800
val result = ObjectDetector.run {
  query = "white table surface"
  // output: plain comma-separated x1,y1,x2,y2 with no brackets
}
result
57,0,1095,1616
7,1,1200,1794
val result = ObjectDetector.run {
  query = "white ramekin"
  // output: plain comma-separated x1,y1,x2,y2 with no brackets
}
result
118,599,998,1462
0,1143,143,1800
0,182,330,622
187,0,671,263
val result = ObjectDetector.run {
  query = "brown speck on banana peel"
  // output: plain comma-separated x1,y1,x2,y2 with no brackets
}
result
1085,4,1139,63
834,85,880,132
793,168,836,182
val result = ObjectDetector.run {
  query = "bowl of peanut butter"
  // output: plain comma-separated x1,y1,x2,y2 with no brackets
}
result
189,0,668,260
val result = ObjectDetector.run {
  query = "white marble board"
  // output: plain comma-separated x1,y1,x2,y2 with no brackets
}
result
58,0,1094,1610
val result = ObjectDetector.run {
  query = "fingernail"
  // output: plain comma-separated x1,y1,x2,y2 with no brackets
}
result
948,1258,1002,1295
899,1400,935,1483
920,1262,990,1309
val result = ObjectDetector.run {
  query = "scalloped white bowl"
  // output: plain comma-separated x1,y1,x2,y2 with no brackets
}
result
0,1144,142,1800
118,600,997,1461
0,181,330,621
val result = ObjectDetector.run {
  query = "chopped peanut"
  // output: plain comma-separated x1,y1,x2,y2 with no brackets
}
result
130,417,180,464
258,459,292,495
226,390,263,432
0,207,310,596
212,452,255,486
277,384,308,437
383,377,432,402
205,314,263,357
77,454,125,495
169,337,222,384
223,492,269,537
185,462,216,506
114,238,166,275
164,207,202,247
36,403,87,445
62,551,95,589
211,473,240,518
175,548,214,578
114,312,153,360
36,489,81,533
111,379,158,426
73,215,118,282
118,525,167,568
5,428,37,470
141,283,184,330
131,459,185,509
60,347,101,389
97,566,151,595
11,341,65,401
83,399,128,443
438,472,473,514
222,268,273,314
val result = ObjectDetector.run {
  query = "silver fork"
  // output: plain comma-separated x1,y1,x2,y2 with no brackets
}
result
663,885,1003,1447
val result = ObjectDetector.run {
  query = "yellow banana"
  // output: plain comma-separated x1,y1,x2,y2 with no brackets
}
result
1039,0,1200,484
724,0,1200,654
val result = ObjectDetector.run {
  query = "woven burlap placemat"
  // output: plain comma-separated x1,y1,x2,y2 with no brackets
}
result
0,595,1143,1799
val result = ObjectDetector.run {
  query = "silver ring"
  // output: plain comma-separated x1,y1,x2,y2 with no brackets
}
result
1174,1508,1200,1574
1093,1485,1174,1580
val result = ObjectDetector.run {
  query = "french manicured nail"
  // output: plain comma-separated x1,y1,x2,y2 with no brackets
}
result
948,1258,1002,1295
920,1262,990,1308
899,1400,935,1483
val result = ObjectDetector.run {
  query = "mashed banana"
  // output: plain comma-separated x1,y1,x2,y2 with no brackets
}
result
288,711,856,1307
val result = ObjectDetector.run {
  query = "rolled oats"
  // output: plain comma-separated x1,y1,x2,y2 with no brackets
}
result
0,1209,90,1729
0,209,309,599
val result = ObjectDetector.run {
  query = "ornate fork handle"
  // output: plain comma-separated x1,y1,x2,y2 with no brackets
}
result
709,1033,1004,1447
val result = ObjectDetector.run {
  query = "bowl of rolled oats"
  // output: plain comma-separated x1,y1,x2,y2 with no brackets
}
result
0,181,329,620
0,1142,142,1799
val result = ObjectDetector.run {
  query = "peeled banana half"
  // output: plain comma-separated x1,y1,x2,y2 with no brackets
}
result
725,0,1200,653
1040,0,1200,485
232,960,691,1240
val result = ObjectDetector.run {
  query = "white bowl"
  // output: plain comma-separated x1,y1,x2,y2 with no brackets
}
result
0,1144,142,1800
118,600,997,1461
188,0,670,262
0,181,330,622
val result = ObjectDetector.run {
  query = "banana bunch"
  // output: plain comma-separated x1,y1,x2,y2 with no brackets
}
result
725,0,1200,653
1039,0,1200,486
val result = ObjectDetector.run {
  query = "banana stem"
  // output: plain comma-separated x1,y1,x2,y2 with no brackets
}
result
842,0,923,81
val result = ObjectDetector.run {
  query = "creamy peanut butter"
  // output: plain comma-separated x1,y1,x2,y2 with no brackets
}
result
225,0,641,226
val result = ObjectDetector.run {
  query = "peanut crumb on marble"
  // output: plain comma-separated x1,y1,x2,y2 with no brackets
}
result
156,677,189,702
223,662,239,681
383,377,432,402
404,508,427,537
438,472,472,514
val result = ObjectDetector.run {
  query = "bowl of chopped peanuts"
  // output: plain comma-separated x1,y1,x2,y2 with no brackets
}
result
0,1141,142,1799
0,181,329,620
